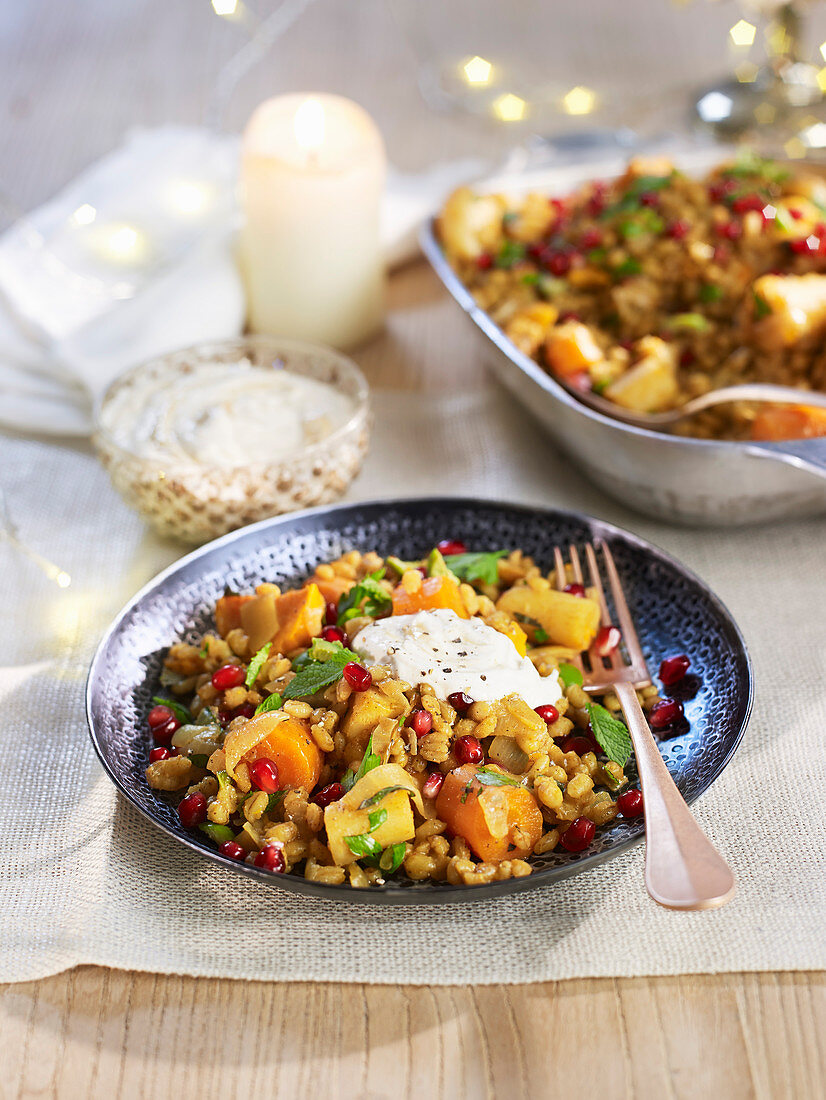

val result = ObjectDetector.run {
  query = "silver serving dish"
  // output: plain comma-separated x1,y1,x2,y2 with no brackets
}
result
421,152,826,525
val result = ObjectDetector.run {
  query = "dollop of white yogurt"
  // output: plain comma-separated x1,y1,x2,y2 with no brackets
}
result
353,609,562,708
99,360,355,468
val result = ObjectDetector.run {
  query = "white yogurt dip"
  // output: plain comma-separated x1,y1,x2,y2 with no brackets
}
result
98,360,355,468
353,609,562,708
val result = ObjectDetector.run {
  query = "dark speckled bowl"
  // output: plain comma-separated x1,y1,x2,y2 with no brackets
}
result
86,498,753,903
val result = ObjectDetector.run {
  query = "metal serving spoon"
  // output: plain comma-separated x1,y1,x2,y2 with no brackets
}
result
573,382,826,430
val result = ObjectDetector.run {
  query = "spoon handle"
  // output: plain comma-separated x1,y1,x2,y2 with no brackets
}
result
614,681,736,910
748,437,826,480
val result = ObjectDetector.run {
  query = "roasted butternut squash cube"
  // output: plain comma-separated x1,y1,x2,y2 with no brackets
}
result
753,273,826,347
340,688,407,748
215,594,253,639
545,321,604,379
391,574,469,618
325,789,415,866
604,336,678,412
496,586,600,652
240,583,326,655
751,404,826,441
436,765,542,862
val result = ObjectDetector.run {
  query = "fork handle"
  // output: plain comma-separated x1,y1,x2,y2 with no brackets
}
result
614,681,736,910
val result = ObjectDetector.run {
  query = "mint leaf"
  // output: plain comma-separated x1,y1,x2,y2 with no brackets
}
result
367,808,387,831
266,790,286,812
151,696,192,726
358,785,412,810
698,283,723,304
753,291,771,320
613,257,642,278
534,627,549,643
495,239,526,269
557,663,583,688
337,569,391,625
245,642,271,688
666,312,710,333
283,641,358,700
587,703,633,766
254,692,283,715
474,767,522,788
379,843,407,873
189,753,209,768
443,550,507,585
354,735,381,784
345,833,382,860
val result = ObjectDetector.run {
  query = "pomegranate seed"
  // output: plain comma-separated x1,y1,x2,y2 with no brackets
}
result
417,566,429,577
447,691,473,714
558,310,582,323
580,228,602,250
312,782,344,808
789,207,803,220
248,758,280,793
563,582,586,597
790,235,820,255
321,625,346,644
617,788,644,818
254,844,285,872
561,734,600,756
667,220,689,240
567,371,592,393
659,654,690,686
547,251,571,276
639,191,659,207
422,772,445,799
233,703,256,721
408,708,433,736
149,746,171,763
713,244,730,265
716,221,741,241
709,180,735,203
679,349,696,368
594,625,621,657
535,704,560,725
343,662,371,691
325,601,339,625
649,698,684,730
436,539,467,556
178,792,207,828
454,736,483,765
560,816,596,852
550,197,567,216
586,194,605,217
731,193,764,214
148,704,174,729
669,673,701,703
218,840,246,861
476,252,493,270
152,715,180,745
211,663,246,691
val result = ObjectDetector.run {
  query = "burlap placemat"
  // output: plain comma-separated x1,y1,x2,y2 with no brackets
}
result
2,387,824,984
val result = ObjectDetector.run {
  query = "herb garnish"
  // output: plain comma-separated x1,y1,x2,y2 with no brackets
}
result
496,240,527,268
461,766,522,803
151,696,192,726
358,785,413,809
666,312,710,333
245,642,271,688
613,257,642,279
587,703,633,766
557,662,583,688
344,807,388,859
337,569,391,625
283,641,360,700
442,549,507,585
753,291,772,320
698,283,723,304
342,735,382,792
254,692,283,715
534,627,549,643
199,823,236,844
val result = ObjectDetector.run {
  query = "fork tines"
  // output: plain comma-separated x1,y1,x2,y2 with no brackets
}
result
553,539,651,690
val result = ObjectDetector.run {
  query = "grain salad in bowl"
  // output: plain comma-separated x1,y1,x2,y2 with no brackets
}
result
438,150,826,442
144,540,686,889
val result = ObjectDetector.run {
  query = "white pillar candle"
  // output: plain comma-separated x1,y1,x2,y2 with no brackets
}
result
239,93,386,349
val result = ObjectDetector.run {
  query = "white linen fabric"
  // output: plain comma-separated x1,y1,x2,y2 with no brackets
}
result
0,126,484,437
1,385,824,985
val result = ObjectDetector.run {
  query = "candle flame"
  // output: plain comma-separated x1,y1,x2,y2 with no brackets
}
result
294,98,325,151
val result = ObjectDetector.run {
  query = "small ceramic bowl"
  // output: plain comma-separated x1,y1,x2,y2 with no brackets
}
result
94,336,370,544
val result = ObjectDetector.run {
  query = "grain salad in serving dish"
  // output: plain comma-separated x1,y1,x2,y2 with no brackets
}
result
144,542,693,888
437,150,826,443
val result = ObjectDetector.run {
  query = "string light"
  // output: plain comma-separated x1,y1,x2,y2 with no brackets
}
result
461,56,493,86
169,181,212,215
0,487,71,589
729,20,756,47
562,86,597,115
820,41,826,63
211,0,239,15
736,62,758,83
104,225,142,258
491,93,527,122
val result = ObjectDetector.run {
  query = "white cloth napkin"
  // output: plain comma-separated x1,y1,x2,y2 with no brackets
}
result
0,126,485,438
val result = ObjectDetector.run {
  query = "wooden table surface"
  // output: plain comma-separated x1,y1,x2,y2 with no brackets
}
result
2,2,823,1097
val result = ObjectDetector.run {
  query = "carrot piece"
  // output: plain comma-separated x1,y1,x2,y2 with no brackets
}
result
309,572,356,606
751,405,826,441
240,583,326,655
215,594,253,638
435,765,543,862
239,714,323,792
391,574,470,619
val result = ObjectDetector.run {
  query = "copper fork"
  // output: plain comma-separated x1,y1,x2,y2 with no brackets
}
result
553,540,736,910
